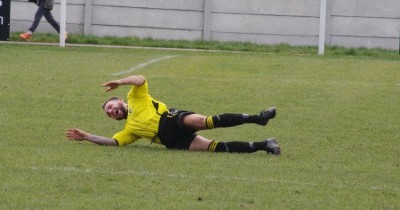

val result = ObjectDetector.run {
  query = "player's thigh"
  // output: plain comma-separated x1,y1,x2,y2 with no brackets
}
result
188,135,212,151
183,114,207,130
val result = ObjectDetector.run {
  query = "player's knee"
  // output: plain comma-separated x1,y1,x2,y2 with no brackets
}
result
184,114,207,130
194,115,207,129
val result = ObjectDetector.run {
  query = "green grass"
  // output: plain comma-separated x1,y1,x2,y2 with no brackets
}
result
0,43,399,209
10,32,400,59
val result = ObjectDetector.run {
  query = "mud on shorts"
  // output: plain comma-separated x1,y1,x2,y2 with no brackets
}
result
157,109,198,150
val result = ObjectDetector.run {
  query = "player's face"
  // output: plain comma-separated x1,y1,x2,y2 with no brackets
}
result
103,99,127,120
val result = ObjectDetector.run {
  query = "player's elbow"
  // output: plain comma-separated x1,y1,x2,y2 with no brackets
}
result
134,75,146,86
113,139,119,146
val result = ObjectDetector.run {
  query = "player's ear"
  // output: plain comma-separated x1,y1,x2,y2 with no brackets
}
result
117,98,124,104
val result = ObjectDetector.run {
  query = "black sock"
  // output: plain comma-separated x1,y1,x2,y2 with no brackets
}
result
206,113,259,129
208,140,266,153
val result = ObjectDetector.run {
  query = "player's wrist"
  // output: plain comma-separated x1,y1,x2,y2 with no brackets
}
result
118,79,123,85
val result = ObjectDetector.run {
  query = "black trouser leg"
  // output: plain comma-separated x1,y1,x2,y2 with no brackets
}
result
44,11,60,33
29,6,46,32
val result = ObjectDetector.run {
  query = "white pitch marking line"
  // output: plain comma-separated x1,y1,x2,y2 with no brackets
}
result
112,55,179,76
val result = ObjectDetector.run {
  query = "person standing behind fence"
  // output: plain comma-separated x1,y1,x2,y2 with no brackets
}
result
20,0,67,40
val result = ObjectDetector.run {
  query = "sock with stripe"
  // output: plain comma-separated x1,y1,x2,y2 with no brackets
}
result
207,140,266,153
205,113,259,129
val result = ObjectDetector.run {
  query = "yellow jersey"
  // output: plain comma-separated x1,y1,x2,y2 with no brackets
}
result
112,80,168,146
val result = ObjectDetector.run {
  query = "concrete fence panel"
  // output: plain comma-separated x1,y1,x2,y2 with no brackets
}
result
9,0,400,50
94,0,204,11
333,0,400,18
212,0,320,16
330,0,400,49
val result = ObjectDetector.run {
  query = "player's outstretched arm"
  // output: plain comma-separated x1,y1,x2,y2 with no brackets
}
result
66,128,118,146
102,75,146,92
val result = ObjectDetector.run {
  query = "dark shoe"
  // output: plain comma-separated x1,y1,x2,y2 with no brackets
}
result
257,107,276,126
265,138,281,155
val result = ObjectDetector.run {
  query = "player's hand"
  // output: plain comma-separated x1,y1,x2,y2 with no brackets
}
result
66,128,88,141
102,80,121,92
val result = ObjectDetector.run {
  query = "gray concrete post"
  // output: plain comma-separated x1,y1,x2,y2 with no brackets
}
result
203,0,212,41
84,0,93,35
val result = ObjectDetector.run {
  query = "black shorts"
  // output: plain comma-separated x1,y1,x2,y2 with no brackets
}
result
158,109,197,150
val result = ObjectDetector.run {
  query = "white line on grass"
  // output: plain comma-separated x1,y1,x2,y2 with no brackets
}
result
28,166,400,193
112,55,179,76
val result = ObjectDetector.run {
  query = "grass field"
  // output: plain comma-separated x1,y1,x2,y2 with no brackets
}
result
0,43,399,209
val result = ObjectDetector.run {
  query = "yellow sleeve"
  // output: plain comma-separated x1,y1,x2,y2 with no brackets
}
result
112,130,141,146
128,80,149,99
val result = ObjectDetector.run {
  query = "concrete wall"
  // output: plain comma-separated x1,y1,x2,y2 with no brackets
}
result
89,0,205,40
330,0,400,49
211,0,321,46
9,0,400,50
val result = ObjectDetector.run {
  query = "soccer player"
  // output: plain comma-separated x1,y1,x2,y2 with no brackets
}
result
19,0,67,40
66,75,281,155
